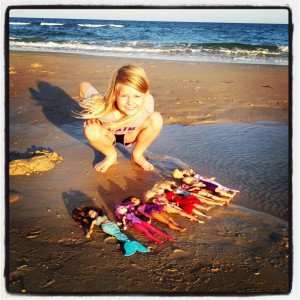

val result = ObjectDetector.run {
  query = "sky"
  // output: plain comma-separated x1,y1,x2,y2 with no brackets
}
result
8,7,289,24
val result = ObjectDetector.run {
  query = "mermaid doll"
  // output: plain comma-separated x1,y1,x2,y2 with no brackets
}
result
72,206,149,256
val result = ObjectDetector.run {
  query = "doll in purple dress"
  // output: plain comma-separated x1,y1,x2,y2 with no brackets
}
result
115,204,174,245
137,202,186,232
118,196,186,232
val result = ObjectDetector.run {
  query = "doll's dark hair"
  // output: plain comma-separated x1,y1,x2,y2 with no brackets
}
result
72,206,102,225
121,196,135,204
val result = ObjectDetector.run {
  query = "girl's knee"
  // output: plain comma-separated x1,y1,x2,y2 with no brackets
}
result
148,112,163,130
78,81,92,97
84,123,103,142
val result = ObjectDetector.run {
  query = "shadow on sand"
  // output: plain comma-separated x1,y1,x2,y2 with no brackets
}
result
29,81,103,166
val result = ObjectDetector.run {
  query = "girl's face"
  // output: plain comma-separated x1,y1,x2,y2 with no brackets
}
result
115,84,146,116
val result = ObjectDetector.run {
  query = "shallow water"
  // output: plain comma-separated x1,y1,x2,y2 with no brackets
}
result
148,121,290,221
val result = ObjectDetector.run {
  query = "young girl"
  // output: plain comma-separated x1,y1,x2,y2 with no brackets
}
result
78,65,163,172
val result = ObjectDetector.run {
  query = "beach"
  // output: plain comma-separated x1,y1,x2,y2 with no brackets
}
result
7,51,290,295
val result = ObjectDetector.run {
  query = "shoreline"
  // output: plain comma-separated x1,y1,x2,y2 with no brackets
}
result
9,50,289,126
9,48,289,67
7,50,290,294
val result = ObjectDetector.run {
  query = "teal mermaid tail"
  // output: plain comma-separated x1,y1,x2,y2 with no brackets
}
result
124,240,150,257
101,221,149,256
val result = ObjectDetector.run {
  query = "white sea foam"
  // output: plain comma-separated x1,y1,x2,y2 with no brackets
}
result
9,40,288,65
78,23,124,28
78,24,106,27
40,22,64,26
108,24,124,28
9,22,31,25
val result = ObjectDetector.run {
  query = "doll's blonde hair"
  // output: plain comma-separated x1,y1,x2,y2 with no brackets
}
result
78,65,150,130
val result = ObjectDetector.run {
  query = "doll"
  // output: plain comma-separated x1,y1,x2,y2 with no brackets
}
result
150,195,205,224
119,196,186,233
164,192,211,219
115,204,174,245
180,183,230,205
173,168,239,199
137,202,186,233
72,206,149,256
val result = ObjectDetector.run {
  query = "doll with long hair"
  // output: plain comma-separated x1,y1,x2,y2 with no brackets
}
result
114,201,174,245
72,205,149,256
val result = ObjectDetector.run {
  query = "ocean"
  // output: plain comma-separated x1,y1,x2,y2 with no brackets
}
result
8,17,289,65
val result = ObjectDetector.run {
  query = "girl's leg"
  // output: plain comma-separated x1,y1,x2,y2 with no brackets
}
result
133,222,163,244
84,119,117,172
151,211,186,232
129,112,163,171
78,82,98,99
141,220,174,240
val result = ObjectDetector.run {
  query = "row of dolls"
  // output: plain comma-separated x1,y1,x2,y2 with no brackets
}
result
72,169,239,256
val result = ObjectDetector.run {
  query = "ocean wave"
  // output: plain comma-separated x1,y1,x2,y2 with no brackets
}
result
78,24,106,27
78,23,124,28
108,24,124,28
40,22,64,26
9,22,31,25
9,40,288,58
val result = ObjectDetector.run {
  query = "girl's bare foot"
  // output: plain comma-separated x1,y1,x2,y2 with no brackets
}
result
94,155,117,173
132,154,154,171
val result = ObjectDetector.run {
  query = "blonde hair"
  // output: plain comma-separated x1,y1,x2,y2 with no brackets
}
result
78,65,150,130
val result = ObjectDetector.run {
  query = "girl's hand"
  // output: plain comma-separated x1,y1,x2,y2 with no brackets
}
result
83,118,101,127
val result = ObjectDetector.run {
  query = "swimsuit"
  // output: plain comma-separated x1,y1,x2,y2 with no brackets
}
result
82,87,154,147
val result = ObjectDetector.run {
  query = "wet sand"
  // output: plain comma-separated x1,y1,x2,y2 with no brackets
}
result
7,51,290,295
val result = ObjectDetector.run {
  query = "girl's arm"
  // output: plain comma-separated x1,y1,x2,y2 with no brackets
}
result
86,220,97,238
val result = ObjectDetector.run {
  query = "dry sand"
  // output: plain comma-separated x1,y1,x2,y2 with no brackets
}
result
7,51,290,295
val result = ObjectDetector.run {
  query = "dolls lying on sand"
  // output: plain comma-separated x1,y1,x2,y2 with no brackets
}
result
72,206,149,256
